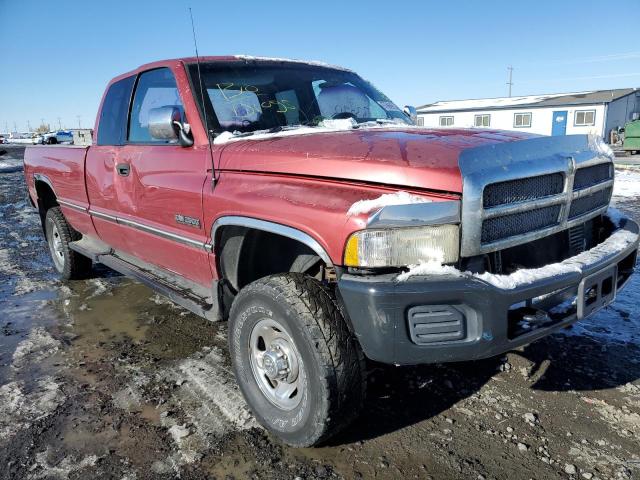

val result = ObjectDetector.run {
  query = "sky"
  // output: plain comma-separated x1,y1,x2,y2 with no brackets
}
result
1,0,639,133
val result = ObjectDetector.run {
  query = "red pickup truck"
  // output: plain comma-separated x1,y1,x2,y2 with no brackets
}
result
24,56,639,447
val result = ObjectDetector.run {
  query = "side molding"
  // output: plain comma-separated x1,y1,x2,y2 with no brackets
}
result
212,216,334,267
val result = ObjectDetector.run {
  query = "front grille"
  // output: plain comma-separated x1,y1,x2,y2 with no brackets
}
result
569,187,612,219
459,134,615,257
573,163,613,190
481,205,561,243
568,224,586,255
483,173,564,208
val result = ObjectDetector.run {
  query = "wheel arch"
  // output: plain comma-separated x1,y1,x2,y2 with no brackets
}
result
34,174,59,234
212,216,335,306
212,216,334,268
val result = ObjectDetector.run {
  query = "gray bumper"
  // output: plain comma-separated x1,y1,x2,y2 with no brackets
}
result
338,218,639,365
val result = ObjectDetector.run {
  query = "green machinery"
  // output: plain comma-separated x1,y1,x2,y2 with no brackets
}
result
623,119,640,153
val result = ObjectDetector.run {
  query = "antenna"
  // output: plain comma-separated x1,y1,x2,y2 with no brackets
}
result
189,7,217,185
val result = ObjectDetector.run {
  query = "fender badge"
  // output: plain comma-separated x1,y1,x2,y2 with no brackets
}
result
175,214,201,228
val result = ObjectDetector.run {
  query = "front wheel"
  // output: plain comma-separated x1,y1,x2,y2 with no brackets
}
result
45,207,92,280
228,273,366,447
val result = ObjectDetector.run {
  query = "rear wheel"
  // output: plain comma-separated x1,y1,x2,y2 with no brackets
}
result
228,273,366,447
45,207,92,280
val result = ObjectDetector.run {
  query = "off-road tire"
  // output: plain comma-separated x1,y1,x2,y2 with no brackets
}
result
44,207,92,280
229,273,366,447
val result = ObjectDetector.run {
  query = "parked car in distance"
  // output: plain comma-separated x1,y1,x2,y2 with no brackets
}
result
41,132,58,144
55,130,74,144
11,134,42,145
23,56,639,447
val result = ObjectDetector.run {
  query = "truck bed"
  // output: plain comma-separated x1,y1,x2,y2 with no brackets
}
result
24,145,90,208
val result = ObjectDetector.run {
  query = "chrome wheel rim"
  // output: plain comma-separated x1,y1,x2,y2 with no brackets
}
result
48,222,65,271
249,318,305,411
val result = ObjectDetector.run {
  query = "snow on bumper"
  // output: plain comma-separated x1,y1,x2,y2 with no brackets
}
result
338,212,638,365
398,210,638,289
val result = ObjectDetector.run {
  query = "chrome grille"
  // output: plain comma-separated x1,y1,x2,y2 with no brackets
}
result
573,163,613,190
459,135,615,257
481,205,561,243
569,187,613,219
483,173,564,208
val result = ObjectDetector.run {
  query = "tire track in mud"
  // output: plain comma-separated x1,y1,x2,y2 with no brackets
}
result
175,349,256,430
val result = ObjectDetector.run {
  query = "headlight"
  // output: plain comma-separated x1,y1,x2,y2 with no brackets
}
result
344,225,459,267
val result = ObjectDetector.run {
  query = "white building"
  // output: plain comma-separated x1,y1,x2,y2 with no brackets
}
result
417,88,640,142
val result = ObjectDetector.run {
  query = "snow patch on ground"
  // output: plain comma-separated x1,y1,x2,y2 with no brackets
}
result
613,169,640,198
168,424,191,443
176,349,255,430
348,191,431,216
86,278,114,299
112,383,144,413
580,396,640,435
0,247,20,275
29,449,99,479
12,327,61,370
0,377,65,443
0,157,23,173
152,347,258,469
0,244,48,295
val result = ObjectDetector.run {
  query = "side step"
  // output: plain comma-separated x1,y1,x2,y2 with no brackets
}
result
69,236,112,261
97,253,221,322
70,237,221,322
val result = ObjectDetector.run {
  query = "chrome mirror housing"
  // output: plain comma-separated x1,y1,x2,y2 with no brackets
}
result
148,106,193,146
148,106,182,140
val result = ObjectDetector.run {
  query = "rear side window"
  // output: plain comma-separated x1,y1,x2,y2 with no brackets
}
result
128,68,184,143
97,76,135,145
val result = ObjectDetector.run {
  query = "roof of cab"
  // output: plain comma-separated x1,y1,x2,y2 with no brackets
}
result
109,55,351,83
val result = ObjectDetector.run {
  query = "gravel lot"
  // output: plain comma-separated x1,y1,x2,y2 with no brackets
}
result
1,144,639,480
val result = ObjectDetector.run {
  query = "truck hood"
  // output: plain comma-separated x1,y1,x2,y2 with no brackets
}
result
217,127,534,194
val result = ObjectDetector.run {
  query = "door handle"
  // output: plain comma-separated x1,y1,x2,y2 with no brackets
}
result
116,163,130,177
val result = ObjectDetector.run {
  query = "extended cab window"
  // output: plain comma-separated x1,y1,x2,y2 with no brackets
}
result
97,76,135,145
128,68,184,143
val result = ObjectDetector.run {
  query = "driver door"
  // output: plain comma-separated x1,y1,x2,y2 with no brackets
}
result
117,67,212,287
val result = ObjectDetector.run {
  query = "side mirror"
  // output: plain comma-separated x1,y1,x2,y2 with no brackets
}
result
403,105,418,124
148,106,194,147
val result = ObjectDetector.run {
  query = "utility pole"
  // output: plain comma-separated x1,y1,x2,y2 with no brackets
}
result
76,115,82,129
507,66,514,97
27,120,32,132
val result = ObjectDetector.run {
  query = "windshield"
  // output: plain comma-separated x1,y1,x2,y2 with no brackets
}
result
188,62,410,134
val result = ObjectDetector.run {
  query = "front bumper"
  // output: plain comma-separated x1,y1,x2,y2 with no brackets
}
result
338,217,639,365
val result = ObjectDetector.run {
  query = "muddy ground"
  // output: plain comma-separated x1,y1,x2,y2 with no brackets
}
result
1,144,639,480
